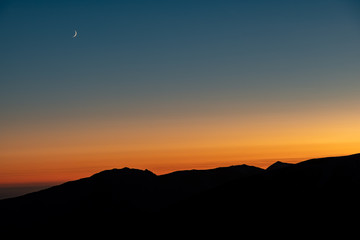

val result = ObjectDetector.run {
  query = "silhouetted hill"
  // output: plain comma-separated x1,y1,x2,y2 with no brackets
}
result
0,167,159,229
157,165,263,203
166,153,360,232
266,161,292,170
1,153,360,234
0,164,262,230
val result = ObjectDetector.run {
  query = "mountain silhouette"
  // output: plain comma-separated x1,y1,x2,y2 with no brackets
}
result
266,160,293,170
1,153,360,234
0,164,262,230
165,153,360,233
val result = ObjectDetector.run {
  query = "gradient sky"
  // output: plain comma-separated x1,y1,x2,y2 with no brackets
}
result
1,0,360,185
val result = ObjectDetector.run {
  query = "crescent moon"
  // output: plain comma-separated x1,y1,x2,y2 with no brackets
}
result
73,30,77,38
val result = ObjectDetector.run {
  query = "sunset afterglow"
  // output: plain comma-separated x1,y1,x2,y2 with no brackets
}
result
1,0,360,186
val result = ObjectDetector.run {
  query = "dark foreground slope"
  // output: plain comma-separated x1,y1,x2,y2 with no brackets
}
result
166,153,360,231
0,164,262,230
1,153,360,234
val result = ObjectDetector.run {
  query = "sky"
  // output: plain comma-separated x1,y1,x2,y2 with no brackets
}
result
1,0,360,186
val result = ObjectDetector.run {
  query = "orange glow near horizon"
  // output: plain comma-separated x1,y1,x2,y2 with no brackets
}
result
0,143,359,185
1,103,360,186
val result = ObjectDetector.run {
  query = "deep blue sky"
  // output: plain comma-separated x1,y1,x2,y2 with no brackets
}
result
1,0,360,120
1,0,360,141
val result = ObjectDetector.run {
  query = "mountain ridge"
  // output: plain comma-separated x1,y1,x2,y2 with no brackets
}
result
1,153,360,233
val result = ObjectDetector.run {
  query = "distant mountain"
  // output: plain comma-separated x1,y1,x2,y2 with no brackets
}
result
0,164,262,230
157,164,263,204
1,153,360,234
266,161,293,170
0,167,159,229
167,153,360,231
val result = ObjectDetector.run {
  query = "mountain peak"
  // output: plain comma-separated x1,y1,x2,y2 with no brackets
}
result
266,161,292,171
90,167,157,180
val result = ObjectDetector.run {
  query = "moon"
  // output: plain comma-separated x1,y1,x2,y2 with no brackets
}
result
73,30,77,38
